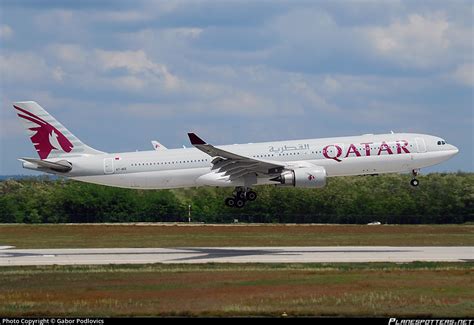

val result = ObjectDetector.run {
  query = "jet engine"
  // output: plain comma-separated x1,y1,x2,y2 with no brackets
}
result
271,166,327,188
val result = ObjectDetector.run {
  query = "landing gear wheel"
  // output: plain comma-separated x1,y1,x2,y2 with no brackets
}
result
225,197,236,207
225,187,256,207
246,191,257,201
235,199,246,208
410,179,419,187
236,191,247,200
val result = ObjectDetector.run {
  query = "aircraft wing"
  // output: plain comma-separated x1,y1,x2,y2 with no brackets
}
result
187,133,284,180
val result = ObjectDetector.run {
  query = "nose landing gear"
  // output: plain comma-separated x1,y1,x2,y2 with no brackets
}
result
224,187,257,208
410,169,420,187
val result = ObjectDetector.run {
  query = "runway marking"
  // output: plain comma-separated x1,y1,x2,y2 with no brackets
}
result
0,246,472,266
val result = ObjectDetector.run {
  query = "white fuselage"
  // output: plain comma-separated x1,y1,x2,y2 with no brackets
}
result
58,133,458,189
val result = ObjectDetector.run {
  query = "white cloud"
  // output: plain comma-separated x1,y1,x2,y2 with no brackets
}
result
370,13,449,51
94,10,150,23
170,27,203,39
110,76,146,91
0,52,49,83
316,74,433,98
289,77,341,114
349,100,428,126
43,45,183,93
130,27,202,42
322,76,342,94
451,63,474,87
95,49,180,90
0,117,26,139
96,49,153,74
0,24,13,40
367,13,461,69
34,10,75,31
124,90,282,118
49,44,87,64
52,66,65,82
211,91,275,115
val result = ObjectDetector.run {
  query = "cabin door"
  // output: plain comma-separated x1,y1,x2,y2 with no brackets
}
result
104,158,114,174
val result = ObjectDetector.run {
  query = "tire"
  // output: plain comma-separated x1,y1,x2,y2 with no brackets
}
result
246,191,257,201
235,199,246,208
236,191,247,200
225,197,236,207
410,179,419,187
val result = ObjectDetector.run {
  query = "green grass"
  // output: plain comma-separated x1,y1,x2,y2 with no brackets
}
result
0,224,473,248
0,262,472,317
1,224,471,316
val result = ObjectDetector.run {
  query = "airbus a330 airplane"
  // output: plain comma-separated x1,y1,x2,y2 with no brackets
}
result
13,101,459,208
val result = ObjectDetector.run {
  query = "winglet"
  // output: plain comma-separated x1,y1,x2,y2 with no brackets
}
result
188,133,207,145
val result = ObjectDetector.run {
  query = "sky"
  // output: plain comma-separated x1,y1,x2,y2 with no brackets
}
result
0,0,472,175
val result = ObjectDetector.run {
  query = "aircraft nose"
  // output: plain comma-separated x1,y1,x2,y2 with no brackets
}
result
448,145,459,156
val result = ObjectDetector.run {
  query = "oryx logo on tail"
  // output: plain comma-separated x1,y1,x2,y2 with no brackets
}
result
14,105,73,159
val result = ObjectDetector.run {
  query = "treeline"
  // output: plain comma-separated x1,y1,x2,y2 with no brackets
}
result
0,173,472,224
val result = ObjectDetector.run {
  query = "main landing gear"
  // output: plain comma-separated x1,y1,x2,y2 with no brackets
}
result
225,187,257,208
410,169,420,187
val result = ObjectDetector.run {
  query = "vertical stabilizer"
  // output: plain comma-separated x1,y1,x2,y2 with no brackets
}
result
13,101,104,159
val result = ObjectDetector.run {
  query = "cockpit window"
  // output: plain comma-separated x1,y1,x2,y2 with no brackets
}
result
437,140,447,145
437,141,441,145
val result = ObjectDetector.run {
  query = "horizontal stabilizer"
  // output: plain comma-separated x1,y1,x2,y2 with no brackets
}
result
20,157,72,172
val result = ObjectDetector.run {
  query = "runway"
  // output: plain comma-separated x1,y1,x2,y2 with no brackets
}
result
0,246,472,265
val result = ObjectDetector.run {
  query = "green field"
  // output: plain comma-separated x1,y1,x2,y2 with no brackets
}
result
0,224,472,248
1,224,472,317
0,263,472,317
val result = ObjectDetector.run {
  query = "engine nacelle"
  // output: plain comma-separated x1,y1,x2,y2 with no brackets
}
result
272,166,327,188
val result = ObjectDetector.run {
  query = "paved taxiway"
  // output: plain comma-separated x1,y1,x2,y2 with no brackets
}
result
0,246,472,265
